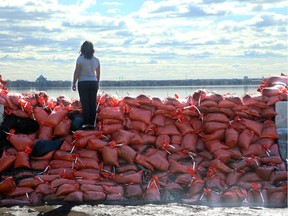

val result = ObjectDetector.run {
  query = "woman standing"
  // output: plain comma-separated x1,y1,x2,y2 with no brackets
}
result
72,41,100,130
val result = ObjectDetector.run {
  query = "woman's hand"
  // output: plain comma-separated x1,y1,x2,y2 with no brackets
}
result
72,84,76,91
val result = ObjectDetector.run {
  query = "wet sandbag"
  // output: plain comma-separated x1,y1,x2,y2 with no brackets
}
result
31,139,64,157
0,177,16,194
0,150,16,173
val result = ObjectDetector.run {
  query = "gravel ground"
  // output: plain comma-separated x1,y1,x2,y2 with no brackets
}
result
0,203,287,216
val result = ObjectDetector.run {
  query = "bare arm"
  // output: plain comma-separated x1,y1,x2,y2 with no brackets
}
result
72,63,81,91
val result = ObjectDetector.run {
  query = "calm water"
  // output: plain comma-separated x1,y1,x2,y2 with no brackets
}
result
8,85,260,99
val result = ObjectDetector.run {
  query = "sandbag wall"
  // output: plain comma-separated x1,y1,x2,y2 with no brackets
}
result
0,74,287,207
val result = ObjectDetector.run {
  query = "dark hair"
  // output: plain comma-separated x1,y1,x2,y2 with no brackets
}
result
80,40,95,59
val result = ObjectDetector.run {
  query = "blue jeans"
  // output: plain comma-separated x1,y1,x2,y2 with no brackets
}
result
78,81,98,126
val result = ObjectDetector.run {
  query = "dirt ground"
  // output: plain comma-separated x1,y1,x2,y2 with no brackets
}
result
0,203,287,216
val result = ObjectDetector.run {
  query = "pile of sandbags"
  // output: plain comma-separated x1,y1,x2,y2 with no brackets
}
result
0,74,287,207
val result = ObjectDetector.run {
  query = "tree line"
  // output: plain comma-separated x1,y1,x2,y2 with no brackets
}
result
5,77,261,88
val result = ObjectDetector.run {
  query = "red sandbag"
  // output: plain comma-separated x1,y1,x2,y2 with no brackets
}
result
56,183,79,196
180,133,198,152
30,160,50,170
83,191,106,201
155,134,170,149
111,129,135,145
201,129,225,142
175,120,194,135
6,186,33,197
210,159,233,173
134,153,154,171
225,127,239,147
122,96,140,106
202,122,229,134
168,160,191,173
128,107,152,124
0,150,16,173
14,152,30,169
143,178,161,201
73,170,100,180
147,154,169,171
237,128,254,150
80,184,103,192
241,143,266,157
261,120,278,138
222,186,247,203
212,149,232,163
218,99,236,108
141,133,157,145
102,146,119,167
240,118,263,137
113,170,143,184
102,123,124,134
225,171,244,186
35,183,55,195
54,117,71,137
99,106,125,121
75,158,99,170
156,124,180,136
74,135,95,149
125,184,143,198
204,139,229,153
49,160,73,169
117,145,137,164
86,138,108,151
255,166,275,181
125,118,147,132
54,150,78,162
38,125,54,140
74,149,100,161
0,177,16,194
204,113,230,123
188,178,204,196
64,191,83,202
151,115,166,127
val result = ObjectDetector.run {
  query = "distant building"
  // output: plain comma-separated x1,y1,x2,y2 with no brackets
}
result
36,75,47,82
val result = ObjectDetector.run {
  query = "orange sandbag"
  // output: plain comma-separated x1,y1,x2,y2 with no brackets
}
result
80,184,103,192
49,160,73,169
73,170,100,180
237,129,254,150
7,131,34,151
212,149,232,163
117,145,137,164
151,115,166,127
44,105,69,127
74,149,100,161
33,107,49,125
30,160,50,170
0,177,16,194
0,150,16,173
102,146,119,167
54,150,79,161
14,152,30,169
134,153,154,171
54,117,71,137
225,127,239,147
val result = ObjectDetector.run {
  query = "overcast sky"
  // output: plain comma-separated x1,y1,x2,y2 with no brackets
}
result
0,0,287,82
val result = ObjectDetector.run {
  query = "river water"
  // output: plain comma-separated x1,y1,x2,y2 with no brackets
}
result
8,85,260,99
